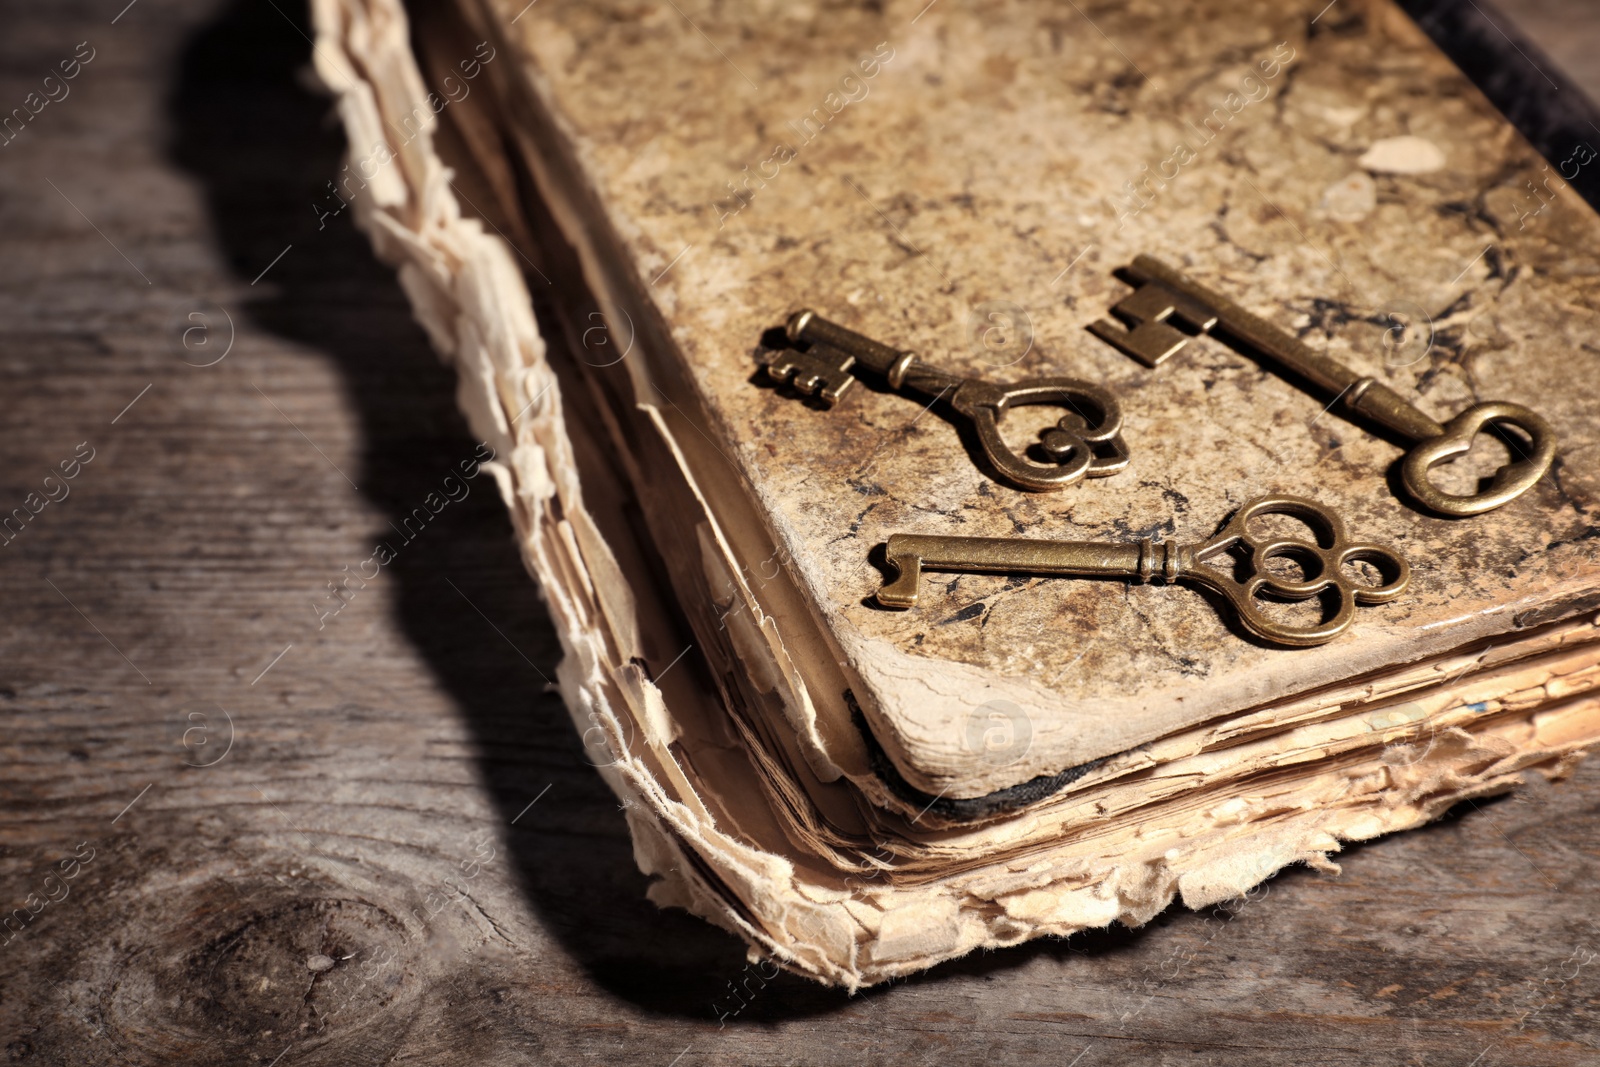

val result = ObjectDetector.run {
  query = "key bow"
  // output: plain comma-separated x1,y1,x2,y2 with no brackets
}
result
1400,401,1557,518
1182,495,1410,647
950,378,1128,492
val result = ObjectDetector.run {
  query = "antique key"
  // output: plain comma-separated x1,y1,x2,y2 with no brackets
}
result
761,309,1129,492
1088,255,1557,517
875,495,1409,647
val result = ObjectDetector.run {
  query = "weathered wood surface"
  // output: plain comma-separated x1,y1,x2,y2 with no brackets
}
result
0,1,1595,1064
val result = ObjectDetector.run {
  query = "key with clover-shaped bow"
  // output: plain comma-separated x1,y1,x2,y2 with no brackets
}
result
875,495,1409,648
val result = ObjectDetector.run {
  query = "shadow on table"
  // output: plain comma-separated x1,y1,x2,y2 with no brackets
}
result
160,0,1150,1023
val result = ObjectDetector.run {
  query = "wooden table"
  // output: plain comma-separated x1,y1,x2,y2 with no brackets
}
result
1,1,1595,1063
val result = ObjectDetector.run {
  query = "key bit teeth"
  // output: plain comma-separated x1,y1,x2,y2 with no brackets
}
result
817,378,854,405
1087,317,1192,367
1089,274,1220,366
761,341,856,406
876,547,922,609
790,370,855,406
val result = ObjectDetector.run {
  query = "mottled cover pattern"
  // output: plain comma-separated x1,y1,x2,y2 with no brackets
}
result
487,0,1600,790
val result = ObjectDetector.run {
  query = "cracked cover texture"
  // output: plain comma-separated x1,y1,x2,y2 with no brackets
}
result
486,0,1600,793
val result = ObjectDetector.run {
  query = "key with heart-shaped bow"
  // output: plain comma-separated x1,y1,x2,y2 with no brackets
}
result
875,494,1409,647
1088,256,1557,517
760,309,1129,492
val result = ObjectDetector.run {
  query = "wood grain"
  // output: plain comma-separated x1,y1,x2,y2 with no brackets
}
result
0,0,1595,1064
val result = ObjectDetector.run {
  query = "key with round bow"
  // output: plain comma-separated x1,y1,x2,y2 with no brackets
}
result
874,495,1409,647
1087,256,1556,517
760,309,1129,492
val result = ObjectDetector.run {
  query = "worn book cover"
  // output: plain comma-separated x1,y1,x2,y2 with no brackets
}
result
423,0,1600,804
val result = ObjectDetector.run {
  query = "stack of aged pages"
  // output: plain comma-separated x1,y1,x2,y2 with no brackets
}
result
310,0,1600,986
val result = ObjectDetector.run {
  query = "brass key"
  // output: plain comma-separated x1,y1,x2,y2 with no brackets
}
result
1088,255,1557,517
761,309,1129,492
875,495,1408,647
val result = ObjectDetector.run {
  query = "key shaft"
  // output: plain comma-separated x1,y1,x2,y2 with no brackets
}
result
1121,256,1447,443
878,533,1182,609
787,309,913,382
896,533,1146,576
786,309,962,397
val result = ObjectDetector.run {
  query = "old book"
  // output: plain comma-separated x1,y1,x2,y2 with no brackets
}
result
310,0,1600,986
